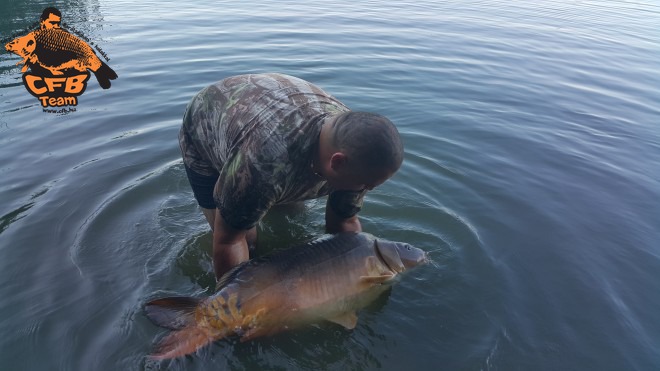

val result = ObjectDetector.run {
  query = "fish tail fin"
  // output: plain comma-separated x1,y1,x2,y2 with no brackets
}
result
145,296,200,330
93,61,117,89
150,327,215,360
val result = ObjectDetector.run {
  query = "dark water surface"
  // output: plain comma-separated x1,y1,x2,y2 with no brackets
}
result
1,1,659,370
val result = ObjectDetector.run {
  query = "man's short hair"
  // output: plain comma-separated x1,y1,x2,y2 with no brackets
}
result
330,111,404,174
40,7,62,21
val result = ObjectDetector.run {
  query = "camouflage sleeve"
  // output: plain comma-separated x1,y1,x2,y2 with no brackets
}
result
327,189,367,219
214,151,278,230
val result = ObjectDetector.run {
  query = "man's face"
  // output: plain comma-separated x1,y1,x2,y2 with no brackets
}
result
326,165,393,192
41,14,61,29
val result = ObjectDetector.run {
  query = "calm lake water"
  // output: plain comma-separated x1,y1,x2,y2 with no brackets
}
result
1,0,659,370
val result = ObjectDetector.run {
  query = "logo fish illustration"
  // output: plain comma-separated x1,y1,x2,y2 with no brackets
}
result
4,7,117,110
6,28,117,89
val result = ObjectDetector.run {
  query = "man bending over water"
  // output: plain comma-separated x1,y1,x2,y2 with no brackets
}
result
179,73,403,279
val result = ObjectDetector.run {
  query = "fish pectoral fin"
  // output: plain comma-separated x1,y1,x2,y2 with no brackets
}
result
360,273,395,285
326,312,358,329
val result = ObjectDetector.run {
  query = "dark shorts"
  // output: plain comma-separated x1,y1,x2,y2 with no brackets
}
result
183,163,219,209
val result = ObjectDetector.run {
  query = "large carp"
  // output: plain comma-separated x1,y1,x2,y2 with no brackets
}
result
145,232,427,359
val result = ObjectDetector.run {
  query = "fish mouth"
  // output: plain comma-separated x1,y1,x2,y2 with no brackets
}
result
399,243,429,268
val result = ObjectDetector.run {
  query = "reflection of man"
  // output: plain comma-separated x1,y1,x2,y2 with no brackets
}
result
40,7,62,29
180,73,404,280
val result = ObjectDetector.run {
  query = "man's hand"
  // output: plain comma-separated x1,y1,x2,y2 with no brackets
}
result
212,209,249,280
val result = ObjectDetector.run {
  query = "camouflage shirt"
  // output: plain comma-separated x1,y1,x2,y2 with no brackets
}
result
179,73,366,230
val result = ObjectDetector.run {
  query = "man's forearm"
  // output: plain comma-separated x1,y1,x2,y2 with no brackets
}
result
213,209,249,279
325,210,362,234
212,236,248,279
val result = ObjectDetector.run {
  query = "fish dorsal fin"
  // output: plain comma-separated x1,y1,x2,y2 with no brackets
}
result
326,311,358,329
359,273,395,285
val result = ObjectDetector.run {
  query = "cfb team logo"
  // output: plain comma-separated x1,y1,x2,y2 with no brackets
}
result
4,7,117,112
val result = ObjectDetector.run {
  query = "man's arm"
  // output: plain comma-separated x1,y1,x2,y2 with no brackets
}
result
212,208,249,280
325,202,362,233
325,189,365,233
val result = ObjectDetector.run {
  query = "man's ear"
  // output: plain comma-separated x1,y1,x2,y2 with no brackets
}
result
329,152,348,171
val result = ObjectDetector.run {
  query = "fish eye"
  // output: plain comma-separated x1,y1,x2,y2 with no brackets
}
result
27,40,34,46
406,245,411,251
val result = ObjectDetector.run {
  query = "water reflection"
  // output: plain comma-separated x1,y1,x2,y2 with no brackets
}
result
0,186,48,235
0,0,106,38
175,231,214,293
